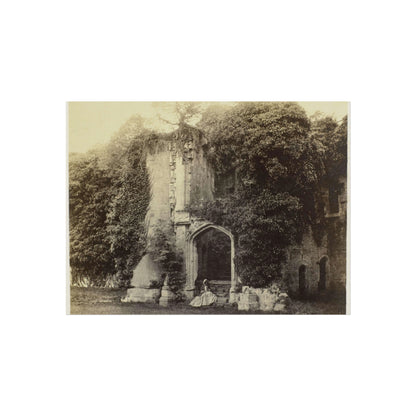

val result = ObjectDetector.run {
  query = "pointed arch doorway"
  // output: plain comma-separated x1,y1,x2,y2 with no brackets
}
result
318,256,329,291
299,265,306,296
185,224,236,299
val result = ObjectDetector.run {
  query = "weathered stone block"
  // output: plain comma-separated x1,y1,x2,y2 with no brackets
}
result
237,293,259,311
216,296,228,305
273,303,286,312
251,288,264,297
130,254,163,289
229,291,240,304
278,292,291,305
175,210,190,224
122,288,161,303
259,291,278,311
269,283,280,295
159,286,177,307
183,288,195,301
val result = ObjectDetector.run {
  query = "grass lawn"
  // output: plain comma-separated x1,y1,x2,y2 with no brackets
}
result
69,287,346,315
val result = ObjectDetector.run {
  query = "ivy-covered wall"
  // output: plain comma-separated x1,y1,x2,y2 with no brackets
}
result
189,144,214,205
69,104,347,296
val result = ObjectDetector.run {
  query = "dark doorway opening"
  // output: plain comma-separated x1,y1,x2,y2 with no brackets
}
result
318,257,328,291
195,228,231,291
328,182,340,214
299,265,306,296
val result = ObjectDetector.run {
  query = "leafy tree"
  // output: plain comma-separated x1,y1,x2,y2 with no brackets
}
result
69,152,115,285
105,134,151,286
310,114,347,178
156,102,202,128
194,102,326,288
146,221,184,294
69,116,153,287
327,115,348,178
68,104,347,292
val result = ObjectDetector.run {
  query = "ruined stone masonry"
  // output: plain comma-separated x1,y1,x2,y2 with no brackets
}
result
122,127,347,306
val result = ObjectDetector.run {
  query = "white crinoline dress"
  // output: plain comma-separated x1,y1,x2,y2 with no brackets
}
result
190,283,217,307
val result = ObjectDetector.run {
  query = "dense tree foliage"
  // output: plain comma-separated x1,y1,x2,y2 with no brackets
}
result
310,114,347,180
105,135,151,287
69,103,347,290
69,153,115,285
194,102,331,288
146,221,184,294
69,118,151,287
327,115,348,178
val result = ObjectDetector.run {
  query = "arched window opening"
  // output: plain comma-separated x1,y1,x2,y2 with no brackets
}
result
299,265,306,296
215,170,235,197
318,257,328,291
329,182,340,214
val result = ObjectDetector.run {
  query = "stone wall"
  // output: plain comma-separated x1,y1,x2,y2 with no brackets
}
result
122,149,172,303
145,149,172,236
131,131,347,303
170,136,215,254
285,175,347,296
285,227,328,295
326,175,347,291
189,146,214,205
236,285,290,312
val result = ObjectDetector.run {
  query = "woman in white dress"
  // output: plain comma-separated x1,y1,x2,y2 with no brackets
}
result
190,279,217,307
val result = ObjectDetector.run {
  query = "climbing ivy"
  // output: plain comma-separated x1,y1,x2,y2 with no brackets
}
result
146,221,185,295
69,104,347,291
69,153,115,286
194,102,332,288
69,118,153,287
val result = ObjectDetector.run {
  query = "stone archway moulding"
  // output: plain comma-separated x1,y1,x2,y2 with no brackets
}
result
185,223,236,296
317,255,330,273
318,255,330,290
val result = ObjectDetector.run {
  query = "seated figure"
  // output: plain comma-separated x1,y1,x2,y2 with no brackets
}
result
190,279,217,307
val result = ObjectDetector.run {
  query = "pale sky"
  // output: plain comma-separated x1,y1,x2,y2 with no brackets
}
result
68,102,348,153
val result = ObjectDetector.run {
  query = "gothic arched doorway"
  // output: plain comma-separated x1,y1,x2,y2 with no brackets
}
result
196,228,231,285
185,224,236,298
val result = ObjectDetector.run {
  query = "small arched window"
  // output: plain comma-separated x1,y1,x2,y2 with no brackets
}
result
329,182,340,214
318,257,328,291
299,265,306,295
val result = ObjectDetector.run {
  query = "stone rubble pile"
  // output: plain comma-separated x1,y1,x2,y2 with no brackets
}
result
236,285,290,312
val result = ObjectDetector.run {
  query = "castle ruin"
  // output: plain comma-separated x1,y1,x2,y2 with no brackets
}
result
123,125,347,305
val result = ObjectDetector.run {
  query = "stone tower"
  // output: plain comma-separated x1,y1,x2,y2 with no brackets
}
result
123,126,221,303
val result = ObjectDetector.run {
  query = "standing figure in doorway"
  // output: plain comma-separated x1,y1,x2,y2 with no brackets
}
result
190,279,217,307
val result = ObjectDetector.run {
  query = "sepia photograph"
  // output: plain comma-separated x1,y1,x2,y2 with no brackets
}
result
4,0,416,414
68,101,349,314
